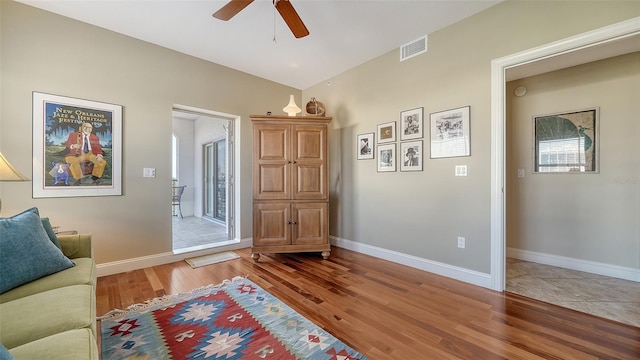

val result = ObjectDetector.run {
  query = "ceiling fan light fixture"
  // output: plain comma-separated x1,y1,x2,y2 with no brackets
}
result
283,95,301,116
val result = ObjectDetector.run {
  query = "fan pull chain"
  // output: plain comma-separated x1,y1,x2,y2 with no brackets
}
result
272,4,277,44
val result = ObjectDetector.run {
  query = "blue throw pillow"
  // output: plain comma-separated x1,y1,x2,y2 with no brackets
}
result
41,217,62,249
0,208,75,294
0,343,14,360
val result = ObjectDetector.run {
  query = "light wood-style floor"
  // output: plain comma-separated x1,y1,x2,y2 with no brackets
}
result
97,247,640,359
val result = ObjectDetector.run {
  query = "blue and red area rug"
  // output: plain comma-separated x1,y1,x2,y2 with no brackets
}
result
99,277,367,359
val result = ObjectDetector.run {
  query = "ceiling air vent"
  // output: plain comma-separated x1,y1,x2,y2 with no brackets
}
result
400,35,428,62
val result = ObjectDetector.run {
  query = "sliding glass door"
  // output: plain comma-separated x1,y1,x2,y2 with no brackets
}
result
204,139,226,223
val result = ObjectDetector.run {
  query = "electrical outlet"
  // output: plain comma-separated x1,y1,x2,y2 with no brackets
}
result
457,236,466,249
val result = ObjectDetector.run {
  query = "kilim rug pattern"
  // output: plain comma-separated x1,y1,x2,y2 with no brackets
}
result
99,276,367,360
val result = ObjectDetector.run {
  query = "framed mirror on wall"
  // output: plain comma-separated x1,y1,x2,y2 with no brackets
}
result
533,108,598,173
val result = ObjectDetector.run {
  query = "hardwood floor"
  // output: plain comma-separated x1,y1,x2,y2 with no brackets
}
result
96,247,640,359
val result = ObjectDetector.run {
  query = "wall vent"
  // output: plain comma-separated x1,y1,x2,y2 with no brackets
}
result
400,35,428,62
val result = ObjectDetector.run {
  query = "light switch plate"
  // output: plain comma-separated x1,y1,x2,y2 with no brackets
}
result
143,168,156,178
455,165,467,176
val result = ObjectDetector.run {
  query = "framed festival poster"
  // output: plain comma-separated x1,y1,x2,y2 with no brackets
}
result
400,107,423,141
377,121,396,144
357,132,374,160
377,144,396,172
400,141,423,172
32,92,122,198
430,106,470,159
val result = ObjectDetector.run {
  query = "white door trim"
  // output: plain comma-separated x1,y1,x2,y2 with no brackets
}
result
490,17,640,291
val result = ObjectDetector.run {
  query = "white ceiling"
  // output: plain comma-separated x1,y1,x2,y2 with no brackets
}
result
506,33,640,81
17,0,502,89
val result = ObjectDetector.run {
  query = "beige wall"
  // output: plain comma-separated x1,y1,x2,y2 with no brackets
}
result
0,1,300,264
506,53,640,268
2,1,639,275
303,1,639,273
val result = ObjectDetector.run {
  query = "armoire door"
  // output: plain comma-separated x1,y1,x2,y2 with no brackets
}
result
292,125,327,200
253,202,290,246
253,124,290,200
291,202,327,245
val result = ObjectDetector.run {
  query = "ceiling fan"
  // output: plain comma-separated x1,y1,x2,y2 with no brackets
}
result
212,0,309,38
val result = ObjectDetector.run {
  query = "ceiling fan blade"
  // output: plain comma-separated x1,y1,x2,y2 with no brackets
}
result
212,0,254,21
274,0,309,38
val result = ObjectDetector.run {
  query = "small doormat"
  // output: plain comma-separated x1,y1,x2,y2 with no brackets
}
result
185,251,239,268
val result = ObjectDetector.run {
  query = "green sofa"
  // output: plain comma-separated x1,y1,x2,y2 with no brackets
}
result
0,233,98,360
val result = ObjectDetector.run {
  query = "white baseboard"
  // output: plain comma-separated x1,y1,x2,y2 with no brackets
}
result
98,235,492,287
96,237,640,286
330,236,492,289
96,238,252,277
507,247,640,282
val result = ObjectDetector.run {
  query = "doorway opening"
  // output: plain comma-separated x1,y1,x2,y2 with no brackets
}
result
490,17,640,292
490,17,640,326
171,105,238,253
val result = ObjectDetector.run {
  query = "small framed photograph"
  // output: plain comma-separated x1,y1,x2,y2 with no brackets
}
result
430,106,470,159
400,141,423,172
377,144,396,172
377,121,396,144
534,108,598,173
357,132,375,160
400,107,423,141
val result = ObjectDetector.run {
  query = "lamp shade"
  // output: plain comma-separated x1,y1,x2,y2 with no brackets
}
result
282,95,301,116
0,152,29,181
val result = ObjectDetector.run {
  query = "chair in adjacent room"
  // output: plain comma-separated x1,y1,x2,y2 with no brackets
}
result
172,185,186,219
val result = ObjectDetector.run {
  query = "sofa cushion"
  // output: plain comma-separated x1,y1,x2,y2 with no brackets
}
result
0,285,95,349
40,217,61,249
8,329,98,360
0,208,74,294
0,258,95,304
58,233,93,259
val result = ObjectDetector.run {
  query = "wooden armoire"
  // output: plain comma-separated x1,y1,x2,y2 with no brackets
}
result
251,115,332,261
